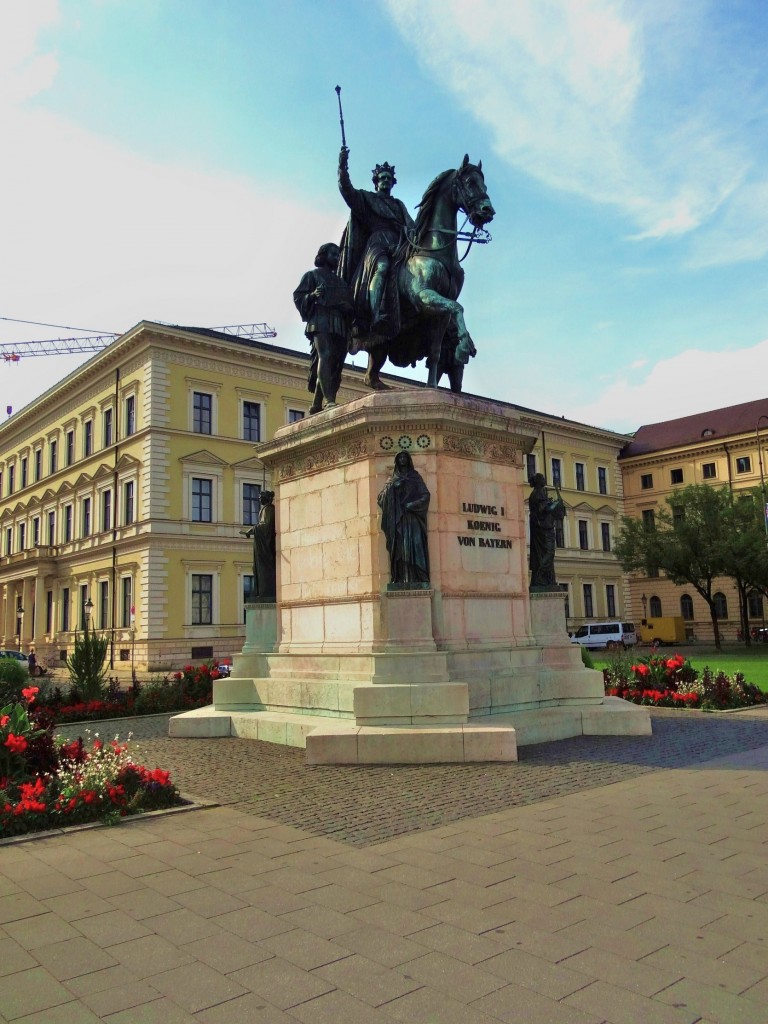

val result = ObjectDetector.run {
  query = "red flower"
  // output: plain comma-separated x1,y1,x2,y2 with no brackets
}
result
174,672,182,680
633,664,650,677
21,686,39,703
4,734,27,754
0,715,9,727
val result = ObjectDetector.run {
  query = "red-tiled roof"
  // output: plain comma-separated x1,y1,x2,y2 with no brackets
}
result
620,397,768,458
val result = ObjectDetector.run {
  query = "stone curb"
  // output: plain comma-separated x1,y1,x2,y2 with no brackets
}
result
0,791,218,847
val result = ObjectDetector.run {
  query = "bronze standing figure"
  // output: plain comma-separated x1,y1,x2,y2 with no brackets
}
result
240,490,277,600
293,243,353,413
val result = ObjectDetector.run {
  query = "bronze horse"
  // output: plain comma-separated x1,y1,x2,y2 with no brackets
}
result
361,156,495,392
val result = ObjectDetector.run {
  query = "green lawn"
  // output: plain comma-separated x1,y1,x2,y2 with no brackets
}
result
593,645,768,691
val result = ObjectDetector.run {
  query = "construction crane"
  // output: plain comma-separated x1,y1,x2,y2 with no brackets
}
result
0,323,278,362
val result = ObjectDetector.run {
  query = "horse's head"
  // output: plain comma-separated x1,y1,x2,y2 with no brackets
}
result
454,155,495,228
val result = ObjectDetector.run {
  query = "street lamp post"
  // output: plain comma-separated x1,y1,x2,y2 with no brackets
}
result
16,604,24,650
641,592,648,623
85,597,94,625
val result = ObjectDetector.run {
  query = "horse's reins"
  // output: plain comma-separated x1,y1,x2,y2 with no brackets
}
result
404,171,493,263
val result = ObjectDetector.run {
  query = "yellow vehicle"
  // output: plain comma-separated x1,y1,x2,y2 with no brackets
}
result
637,616,687,646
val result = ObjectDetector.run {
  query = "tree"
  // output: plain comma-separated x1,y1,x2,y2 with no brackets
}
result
66,621,109,701
615,485,732,649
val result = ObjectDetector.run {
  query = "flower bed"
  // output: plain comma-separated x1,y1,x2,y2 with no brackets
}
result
1,687,183,838
34,663,219,726
604,652,768,711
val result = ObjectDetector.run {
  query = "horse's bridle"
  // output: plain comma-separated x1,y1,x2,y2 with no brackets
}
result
405,166,493,263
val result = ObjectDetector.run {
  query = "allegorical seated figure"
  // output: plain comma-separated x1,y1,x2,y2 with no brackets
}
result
528,473,566,591
293,242,353,414
377,451,430,586
240,490,277,600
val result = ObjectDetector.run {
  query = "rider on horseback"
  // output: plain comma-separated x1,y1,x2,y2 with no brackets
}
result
337,146,414,344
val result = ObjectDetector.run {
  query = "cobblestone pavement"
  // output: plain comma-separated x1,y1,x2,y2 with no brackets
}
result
128,709,768,847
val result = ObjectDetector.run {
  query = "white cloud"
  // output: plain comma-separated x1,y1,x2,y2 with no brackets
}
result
0,2,59,108
565,338,768,431
0,8,342,411
384,0,754,242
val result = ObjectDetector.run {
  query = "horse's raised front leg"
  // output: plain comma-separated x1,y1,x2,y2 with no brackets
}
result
414,289,475,385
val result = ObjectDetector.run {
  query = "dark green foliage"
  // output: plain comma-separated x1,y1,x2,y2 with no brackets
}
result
0,658,29,705
66,622,109,701
579,646,595,669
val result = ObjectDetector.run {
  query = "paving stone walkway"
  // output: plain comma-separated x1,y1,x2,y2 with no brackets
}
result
1,710,767,1023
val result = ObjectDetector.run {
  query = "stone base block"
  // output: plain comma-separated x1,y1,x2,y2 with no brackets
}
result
305,723,518,764
581,696,653,736
353,682,469,725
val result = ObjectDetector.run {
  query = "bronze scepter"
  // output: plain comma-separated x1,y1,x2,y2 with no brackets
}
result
335,85,347,149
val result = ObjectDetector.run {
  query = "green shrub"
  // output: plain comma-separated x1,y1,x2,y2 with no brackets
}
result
0,658,29,705
66,624,109,701
580,646,595,669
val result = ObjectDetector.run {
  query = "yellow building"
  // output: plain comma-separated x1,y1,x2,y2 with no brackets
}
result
619,397,768,642
0,320,631,671
0,321,405,673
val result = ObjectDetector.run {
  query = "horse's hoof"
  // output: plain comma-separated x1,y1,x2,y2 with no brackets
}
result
365,377,389,391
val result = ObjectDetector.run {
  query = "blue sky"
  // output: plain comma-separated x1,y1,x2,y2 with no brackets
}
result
2,0,768,432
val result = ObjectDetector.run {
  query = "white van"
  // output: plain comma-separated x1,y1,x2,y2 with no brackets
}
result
570,621,637,650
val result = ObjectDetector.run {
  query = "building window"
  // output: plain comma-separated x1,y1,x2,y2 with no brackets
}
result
64,504,73,543
18,523,25,551
672,505,685,527
121,577,132,628
125,395,136,436
736,456,751,474
606,584,616,617
192,478,213,522
243,574,255,620
526,453,536,482
670,468,683,484
648,566,659,579
702,462,716,479
20,457,28,489
598,466,607,495
99,580,109,630
601,522,611,552
101,489,112,532
287,409,305,423
124,481,134,525
575,463,585,491
34,448,41,481
5,527,11,556
578,520,589,550
713,592,728,619
641,473,653,489
8,465,14,495
61,587,70,632
45,591,53,634
551,458,562,487
32,517,40,546
680,594,694,620
642,509,655,530
243,402,261,442
103,408,113,448
82,497,91,537
79,584,89,630
192,574,213,625
649,595,662,617
84,420,93,457
47,511,55,546
583,584,594,618
554,520,564,548
193,392,212,434
747,590,763,619
50,440,57,475
243,483,261,525
66,430,74,466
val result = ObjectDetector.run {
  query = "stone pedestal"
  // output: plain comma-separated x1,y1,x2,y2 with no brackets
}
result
171,390,650,760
